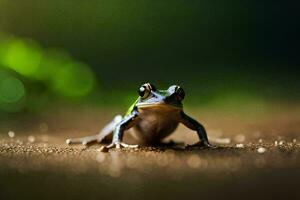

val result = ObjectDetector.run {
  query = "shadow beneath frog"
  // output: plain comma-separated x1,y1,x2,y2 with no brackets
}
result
137,140,239,152
70,136,242,153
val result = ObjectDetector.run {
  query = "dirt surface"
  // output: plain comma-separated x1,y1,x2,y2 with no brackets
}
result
0,106,299,200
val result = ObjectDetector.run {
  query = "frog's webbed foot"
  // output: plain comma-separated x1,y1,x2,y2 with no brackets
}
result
99,142,139,152
186,141,217,149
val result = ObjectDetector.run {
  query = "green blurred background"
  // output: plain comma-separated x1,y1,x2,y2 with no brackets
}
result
0,0,299,113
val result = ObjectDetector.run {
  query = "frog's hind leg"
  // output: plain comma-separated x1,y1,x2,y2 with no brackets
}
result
66,115,123,146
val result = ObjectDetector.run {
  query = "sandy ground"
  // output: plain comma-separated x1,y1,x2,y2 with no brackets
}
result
0,105,299,200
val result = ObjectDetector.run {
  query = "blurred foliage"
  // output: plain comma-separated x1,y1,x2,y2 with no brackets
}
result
0,33,96,112
0,1,299,113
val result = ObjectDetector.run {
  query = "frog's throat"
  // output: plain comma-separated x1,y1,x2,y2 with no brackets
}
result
136,102,182,110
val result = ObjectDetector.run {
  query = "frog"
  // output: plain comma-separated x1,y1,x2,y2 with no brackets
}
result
66,83,213,152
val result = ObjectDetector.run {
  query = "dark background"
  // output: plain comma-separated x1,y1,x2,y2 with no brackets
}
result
0,0,299,112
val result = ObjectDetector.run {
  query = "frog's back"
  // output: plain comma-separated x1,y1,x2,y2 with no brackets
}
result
130,105,182,144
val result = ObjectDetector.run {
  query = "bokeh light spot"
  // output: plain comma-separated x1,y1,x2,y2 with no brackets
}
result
34,49,72,82
53,62,95,97
3,39,42,77
0,76,25,103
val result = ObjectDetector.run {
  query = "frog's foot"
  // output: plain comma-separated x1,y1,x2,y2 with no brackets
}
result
186,140,217,149
99,142,139,152
66,134,100,146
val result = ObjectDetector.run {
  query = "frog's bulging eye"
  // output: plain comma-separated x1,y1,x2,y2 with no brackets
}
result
138,84,151,99
175,86,185,101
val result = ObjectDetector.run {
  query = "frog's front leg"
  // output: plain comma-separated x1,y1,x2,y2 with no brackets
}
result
99,111,139,152
179,111,214,148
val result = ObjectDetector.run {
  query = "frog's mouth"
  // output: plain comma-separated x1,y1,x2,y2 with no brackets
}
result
136,102,182,110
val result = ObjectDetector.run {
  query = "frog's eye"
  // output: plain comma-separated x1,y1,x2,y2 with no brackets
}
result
175,86,185,101
138,83,152,99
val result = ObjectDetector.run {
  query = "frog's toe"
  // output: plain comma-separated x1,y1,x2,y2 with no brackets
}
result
66,139,71,145
99,145,109,152
205,143,218,149
186,141,217,149
99,142,138,152
65,138,81,145
120,142,139,148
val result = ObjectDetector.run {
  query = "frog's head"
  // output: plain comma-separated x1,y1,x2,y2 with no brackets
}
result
136,83,185,109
